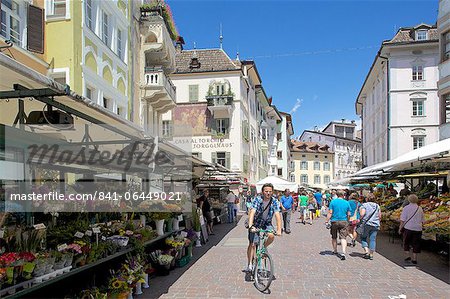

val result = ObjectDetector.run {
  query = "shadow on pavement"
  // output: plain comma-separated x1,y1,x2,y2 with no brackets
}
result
143,217,242,299
372,232,449,284
319,250,336,256
349,252,367,259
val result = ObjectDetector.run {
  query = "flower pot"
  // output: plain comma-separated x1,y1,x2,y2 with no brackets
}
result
195,231,202,247
64,253,74,267
127,291,133,299
142,273,150,288
172,218,180,231
134,282,143,295
22,262,35,280
187,244,193,257
54,259,65,270
140,214,146,227
45,257,55,274
166,219,173,232
155,219,165,236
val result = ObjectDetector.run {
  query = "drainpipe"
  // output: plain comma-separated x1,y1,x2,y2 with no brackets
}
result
379,54,390,161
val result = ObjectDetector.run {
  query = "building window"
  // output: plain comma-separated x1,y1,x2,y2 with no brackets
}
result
192,152,202,159
300,161,308,170
217,152,226,167
277,151,282,159
412,100,424,116
85,86,93,100
444,31,450,61
412,65,423,81
215,118,229,135
189,85,198,102
271,166,276,174
277,168,283,176
445,93,450,123
117,29,123,60
162,120,171,137
324,175,330,184
49,71,67,85
300,174,308,184
413,136,424,150
85,0,93,30
277,132,282,141
301,154,306,158
314,175,321,184
103,97,109,109
313,161,320,170
47,0,66,18
416,30,427,41
314,155,318,158
324,162,330,171
290,174,295,182
102,11,109,47
1,1,21,46
261,128,267,140
116,106,121,116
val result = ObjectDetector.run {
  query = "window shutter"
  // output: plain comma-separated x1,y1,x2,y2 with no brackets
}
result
211,119,217,135
224,118,229,134
27,5,45,54
211,152,217,164
225,152,230,169
189,85,198,102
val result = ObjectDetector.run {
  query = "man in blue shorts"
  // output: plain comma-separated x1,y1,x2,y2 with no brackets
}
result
325,190,351,260
244,183,282,272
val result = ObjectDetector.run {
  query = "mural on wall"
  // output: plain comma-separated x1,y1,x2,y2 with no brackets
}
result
173,104,212,136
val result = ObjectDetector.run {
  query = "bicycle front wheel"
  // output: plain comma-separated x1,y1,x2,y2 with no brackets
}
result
253,252,274,292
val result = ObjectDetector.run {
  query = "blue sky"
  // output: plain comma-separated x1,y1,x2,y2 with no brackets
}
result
168,0,439,137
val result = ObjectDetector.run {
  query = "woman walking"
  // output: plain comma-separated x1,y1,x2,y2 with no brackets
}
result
307,194,317,225
358,194,381,260
398,194,424,265
347,193,360,247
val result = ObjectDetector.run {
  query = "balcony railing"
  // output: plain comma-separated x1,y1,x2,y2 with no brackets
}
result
144,67,176,101
206,95,233,107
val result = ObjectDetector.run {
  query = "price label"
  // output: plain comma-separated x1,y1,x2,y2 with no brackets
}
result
0,229,4,238
85,230,93,237
33,223,46,230
57,243,68,251
101,236,107,241
180,231,188,238
178,215,183,221
74,231,84,238
92,227,101,234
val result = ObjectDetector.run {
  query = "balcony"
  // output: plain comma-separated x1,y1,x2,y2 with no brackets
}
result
140,11,176,71
206,95,233,117
140,68,176,113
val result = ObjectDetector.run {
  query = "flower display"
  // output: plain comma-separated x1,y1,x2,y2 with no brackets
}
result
0,253,20,267
157,254,173,266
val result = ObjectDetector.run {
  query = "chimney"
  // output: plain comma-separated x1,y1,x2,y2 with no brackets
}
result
341,118,345,123
314,126,318,132
351,120,355,124
175,36,185,53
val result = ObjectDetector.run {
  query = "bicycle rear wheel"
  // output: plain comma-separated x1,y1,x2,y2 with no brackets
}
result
253,252,274,292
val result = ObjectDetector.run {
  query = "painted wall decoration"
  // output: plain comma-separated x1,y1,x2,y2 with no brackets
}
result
173,104,212,136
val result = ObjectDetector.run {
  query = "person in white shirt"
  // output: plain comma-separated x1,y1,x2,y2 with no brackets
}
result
398,194,424,265
226,190,236,223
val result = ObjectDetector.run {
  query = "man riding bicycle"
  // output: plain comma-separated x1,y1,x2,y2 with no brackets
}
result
244,183,282,272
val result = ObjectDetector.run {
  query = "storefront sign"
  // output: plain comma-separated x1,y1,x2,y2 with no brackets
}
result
174,137,233,149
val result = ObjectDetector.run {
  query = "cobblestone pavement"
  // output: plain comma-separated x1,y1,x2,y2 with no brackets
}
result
153,212,449,298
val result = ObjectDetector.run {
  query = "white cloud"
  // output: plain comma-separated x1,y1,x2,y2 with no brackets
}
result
289,98,303,114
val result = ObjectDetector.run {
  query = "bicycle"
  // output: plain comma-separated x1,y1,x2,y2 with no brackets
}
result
250,227,275,292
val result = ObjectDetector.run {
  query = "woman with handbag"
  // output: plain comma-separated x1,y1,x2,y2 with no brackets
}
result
398,194,424,265
358,194,381,260
347,193,360,247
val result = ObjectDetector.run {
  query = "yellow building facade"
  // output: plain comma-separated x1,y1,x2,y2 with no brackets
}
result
291,141,334,190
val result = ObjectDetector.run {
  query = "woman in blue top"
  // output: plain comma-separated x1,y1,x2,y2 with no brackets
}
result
347,193,360,247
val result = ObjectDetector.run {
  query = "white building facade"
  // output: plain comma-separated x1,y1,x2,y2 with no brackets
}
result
276,112,294,181
356,24,441,167
299,120,362,180
162,49,275,184
438,0,450,140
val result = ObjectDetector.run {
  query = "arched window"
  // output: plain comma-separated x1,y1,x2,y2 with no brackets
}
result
145,32,157,43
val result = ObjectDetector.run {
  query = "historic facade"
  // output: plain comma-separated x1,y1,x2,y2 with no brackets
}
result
356,24,441,166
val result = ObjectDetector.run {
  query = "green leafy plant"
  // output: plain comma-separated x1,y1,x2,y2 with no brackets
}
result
140,0,179,40
192,208,201,232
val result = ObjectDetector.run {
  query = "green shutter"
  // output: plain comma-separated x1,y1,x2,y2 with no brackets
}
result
225,152,230,169
211,152,217,164
211,119,217,135
189,85,198,102
224,118,229,134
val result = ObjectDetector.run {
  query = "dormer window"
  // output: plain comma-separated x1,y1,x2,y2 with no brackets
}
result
416,30,427,41
189,57,200,69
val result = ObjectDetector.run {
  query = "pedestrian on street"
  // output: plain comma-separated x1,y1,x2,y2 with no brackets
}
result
244,183,282,272
307,194,317,225
347,193,360,247
358,194,381,260
197,189,215,235
226,190,236,223
325,190,351,260
280,189,294,234
314,189,323,218
234,195,240,221
398,194,424,265
298,191,309,224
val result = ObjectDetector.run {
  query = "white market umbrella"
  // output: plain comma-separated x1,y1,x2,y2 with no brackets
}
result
255,175,298,193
